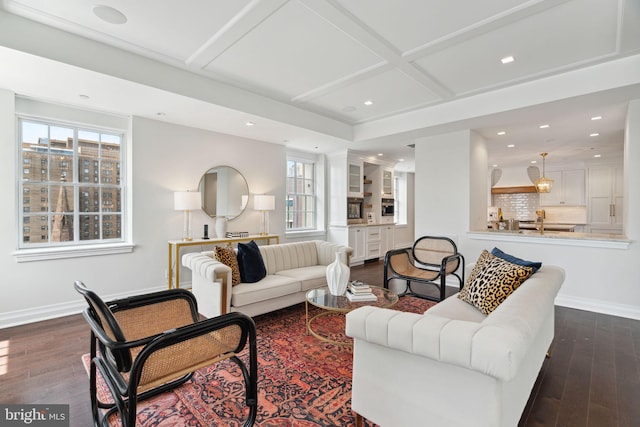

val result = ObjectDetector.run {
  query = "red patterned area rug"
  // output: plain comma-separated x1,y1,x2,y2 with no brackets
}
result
84,296,435,426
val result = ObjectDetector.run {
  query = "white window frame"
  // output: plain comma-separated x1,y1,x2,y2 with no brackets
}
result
13,98,133,262
285,151,325,238
394,172,408,226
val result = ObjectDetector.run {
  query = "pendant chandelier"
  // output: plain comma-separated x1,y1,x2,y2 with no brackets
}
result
535,152,553,193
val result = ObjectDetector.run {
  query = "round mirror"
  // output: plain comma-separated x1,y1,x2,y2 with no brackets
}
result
199,166,249,220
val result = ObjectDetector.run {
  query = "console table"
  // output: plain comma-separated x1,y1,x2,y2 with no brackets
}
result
167,234,279,289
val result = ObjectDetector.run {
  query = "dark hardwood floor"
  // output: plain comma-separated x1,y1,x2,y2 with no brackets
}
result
1,260,638,427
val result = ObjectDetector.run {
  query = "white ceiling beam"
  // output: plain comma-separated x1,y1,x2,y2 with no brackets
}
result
186,0,289,70
0,10,353,141
353,53,640,143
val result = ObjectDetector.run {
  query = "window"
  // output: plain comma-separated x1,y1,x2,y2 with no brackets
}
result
394,172,408,226
18,117,124,248
286,158,316,231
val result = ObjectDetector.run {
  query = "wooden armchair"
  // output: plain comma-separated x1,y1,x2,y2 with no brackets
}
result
383,236,464,301
74,281,258,427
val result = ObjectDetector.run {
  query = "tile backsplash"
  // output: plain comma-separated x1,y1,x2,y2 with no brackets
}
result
489,193,587,223
490,193,540,221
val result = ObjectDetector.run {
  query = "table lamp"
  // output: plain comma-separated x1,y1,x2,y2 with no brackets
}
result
174,191,201,241
254,194,275,236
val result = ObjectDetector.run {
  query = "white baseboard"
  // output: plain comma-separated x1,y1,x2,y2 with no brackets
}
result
555,294,640,320
0,285,165,329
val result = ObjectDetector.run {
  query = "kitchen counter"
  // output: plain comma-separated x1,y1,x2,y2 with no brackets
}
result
469,229,631,250
347,221,395,227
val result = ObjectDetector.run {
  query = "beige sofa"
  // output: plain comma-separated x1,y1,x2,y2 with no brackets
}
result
346,264,565,427
182,240,353,318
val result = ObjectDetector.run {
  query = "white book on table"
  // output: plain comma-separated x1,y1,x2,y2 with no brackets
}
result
346,290,377,301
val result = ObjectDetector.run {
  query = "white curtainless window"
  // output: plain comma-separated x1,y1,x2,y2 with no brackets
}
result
15,98,132,261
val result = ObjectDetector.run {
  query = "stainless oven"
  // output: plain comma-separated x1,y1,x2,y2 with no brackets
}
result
381,198,394,216
347,198,363,220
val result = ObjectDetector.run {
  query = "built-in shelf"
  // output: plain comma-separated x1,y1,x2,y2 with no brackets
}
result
363,192,373,197
364,204,373,209
363,179,372,184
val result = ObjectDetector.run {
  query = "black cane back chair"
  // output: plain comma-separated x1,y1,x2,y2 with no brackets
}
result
74,281,258,427
383,236,465,301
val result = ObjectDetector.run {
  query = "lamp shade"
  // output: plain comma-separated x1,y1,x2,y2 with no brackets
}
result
174,191,201,211
254,194,275,211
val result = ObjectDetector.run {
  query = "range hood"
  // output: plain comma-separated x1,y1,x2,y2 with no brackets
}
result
490,166,539,193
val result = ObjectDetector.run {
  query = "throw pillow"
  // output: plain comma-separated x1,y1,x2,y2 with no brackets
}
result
213,245,241,286
237,240,267,283
491,247,542,273
458,250,534,315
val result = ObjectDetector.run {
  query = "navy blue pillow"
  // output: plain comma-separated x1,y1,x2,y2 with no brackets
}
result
237,240,267,283
491,247,542,273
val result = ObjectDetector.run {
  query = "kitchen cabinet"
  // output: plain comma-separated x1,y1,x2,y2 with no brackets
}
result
588,166,623,234
348,159,363,198
381,225,395,256
382,169,393,197
348,226,367,264
366,226,381,260
540,169,585,206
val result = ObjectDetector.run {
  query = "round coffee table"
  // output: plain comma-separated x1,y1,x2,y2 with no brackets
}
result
305,285,398,345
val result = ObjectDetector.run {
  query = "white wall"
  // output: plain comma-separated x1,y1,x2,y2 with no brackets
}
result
413,107,640,320
0,91,288,327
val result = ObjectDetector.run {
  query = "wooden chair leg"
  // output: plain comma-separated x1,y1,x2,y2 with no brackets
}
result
354,411,364,427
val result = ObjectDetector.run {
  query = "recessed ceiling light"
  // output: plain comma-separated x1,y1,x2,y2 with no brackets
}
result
492,164,498,168
79,94,90,99
155,112,165,116
364,100,374,106
591,116,602,121
507,144,515,148
398,158,405,162
590,133,599,137
245,121,255,126
377,153,383,156
531,160,537,164
594,154,602,158
539,124,550,129
497,131,506,136
93,5,127,24
501,56,515,64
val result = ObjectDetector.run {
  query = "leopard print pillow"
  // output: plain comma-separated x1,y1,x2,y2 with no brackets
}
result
458,250,534,315
213,245,241,286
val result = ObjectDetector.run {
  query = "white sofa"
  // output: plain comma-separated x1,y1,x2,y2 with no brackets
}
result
182,240,353,318
346,264,565,427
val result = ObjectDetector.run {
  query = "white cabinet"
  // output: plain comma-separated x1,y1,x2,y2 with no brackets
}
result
366,226,381,260
382,169,393,198
540,169,585,206
381,225,395,256
348,226,367,264
348,160,363,198
588,166,623,234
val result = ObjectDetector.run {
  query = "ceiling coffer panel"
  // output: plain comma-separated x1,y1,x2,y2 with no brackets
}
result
413,0,619,96
203,0,384,99
333,0,533,53
303,69,441,123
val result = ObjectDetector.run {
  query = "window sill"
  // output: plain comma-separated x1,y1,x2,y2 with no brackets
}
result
285,229,326,239
14,242,135,262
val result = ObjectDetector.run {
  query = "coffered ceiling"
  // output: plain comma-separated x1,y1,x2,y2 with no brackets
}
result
1,0,639,171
